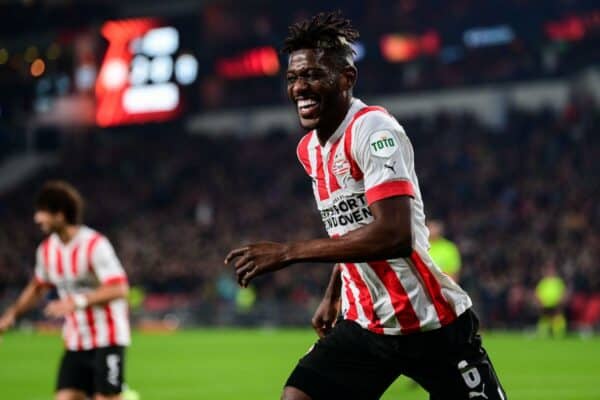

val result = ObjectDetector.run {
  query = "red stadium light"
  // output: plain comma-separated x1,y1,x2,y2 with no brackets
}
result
216,46,280,79
545,11,600,42
380,31,440,63
420,31,441,55
545,17,585,41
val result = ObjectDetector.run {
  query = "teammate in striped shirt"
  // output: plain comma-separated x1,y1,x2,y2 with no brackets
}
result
225,12,507,400
0,181,130,400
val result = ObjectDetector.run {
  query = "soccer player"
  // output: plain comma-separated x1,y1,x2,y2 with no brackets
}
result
535,261,567,338
225,12,507,400
427,219,462,282
0,181,130,400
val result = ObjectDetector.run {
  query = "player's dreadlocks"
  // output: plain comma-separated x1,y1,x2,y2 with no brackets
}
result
282,11,359,68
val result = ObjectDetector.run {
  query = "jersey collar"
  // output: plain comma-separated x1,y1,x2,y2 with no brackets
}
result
317,98,366,149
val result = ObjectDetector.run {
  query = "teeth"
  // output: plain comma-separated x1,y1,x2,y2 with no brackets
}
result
298,99,317,109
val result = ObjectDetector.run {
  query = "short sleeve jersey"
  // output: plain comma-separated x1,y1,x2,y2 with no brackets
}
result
34,226,130,349
296,99,472,334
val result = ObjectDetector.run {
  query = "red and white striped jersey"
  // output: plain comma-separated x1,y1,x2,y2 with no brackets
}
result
34,226,130,350
297,98,472,335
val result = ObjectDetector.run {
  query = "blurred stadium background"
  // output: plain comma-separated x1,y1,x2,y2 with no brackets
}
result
0,0,599,399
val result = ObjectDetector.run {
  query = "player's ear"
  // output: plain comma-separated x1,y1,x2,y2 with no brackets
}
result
340,65,357,91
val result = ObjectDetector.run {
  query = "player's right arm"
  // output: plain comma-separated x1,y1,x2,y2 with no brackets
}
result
312,264,342,338
0,278,50,332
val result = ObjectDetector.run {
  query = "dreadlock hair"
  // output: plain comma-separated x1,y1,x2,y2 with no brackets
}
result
282,11,359,69
35,180,84,225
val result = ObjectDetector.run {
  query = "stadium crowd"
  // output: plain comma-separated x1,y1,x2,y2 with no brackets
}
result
0,98,598,330
2,0,599,115
194,0,600,109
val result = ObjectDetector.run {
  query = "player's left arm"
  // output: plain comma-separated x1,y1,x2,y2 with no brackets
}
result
45,238,129,318
226,197,412,287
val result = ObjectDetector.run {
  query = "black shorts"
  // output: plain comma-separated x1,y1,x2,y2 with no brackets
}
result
56,346,125,396
286,309,507,400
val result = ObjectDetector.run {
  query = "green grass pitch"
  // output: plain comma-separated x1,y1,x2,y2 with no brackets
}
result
1,329,599,399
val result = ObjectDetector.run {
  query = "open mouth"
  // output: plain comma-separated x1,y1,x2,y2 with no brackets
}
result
297,98,320,119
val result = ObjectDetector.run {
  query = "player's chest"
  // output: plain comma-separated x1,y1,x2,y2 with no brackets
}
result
44,246,98,290
307,143,363,207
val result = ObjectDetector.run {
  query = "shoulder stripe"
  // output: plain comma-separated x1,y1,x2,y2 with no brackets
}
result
86,234,103,273
343,106,389,181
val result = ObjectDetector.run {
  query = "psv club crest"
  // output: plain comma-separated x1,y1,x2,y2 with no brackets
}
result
331,152,351,177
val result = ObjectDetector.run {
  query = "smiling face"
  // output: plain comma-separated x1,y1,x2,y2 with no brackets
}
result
286,48,356,135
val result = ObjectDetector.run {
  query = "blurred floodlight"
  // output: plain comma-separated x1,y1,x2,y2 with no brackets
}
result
30,58,45,77
150,56,173,83
142,27,179,56
130,55,150,85
175,54,198,85
122,83,179,113
129,38,143,54
463,25,515,48
216,46,279,79
380,31,440,63
75,64,96,91
101,59,128,89
380,35,420,62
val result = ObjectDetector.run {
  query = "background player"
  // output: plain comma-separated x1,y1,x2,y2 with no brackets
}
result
0,180,130,400
226,12,507,400
535,260,567,338
427,219,462,282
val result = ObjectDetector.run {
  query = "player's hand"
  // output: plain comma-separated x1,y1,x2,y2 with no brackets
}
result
224,242,291,287
312,296,340,338
44,298,76,318
0,309,16,333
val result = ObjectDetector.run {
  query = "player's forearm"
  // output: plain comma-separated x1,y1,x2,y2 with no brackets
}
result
7,280,48,318
77,283,129,308
286,220,412,264
322,265,342,301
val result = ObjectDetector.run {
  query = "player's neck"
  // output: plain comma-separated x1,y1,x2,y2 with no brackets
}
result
56,225,80,245
316,97,352,146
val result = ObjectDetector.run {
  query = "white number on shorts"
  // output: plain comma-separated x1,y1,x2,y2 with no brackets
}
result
106,354,120,386
458,360,482,389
